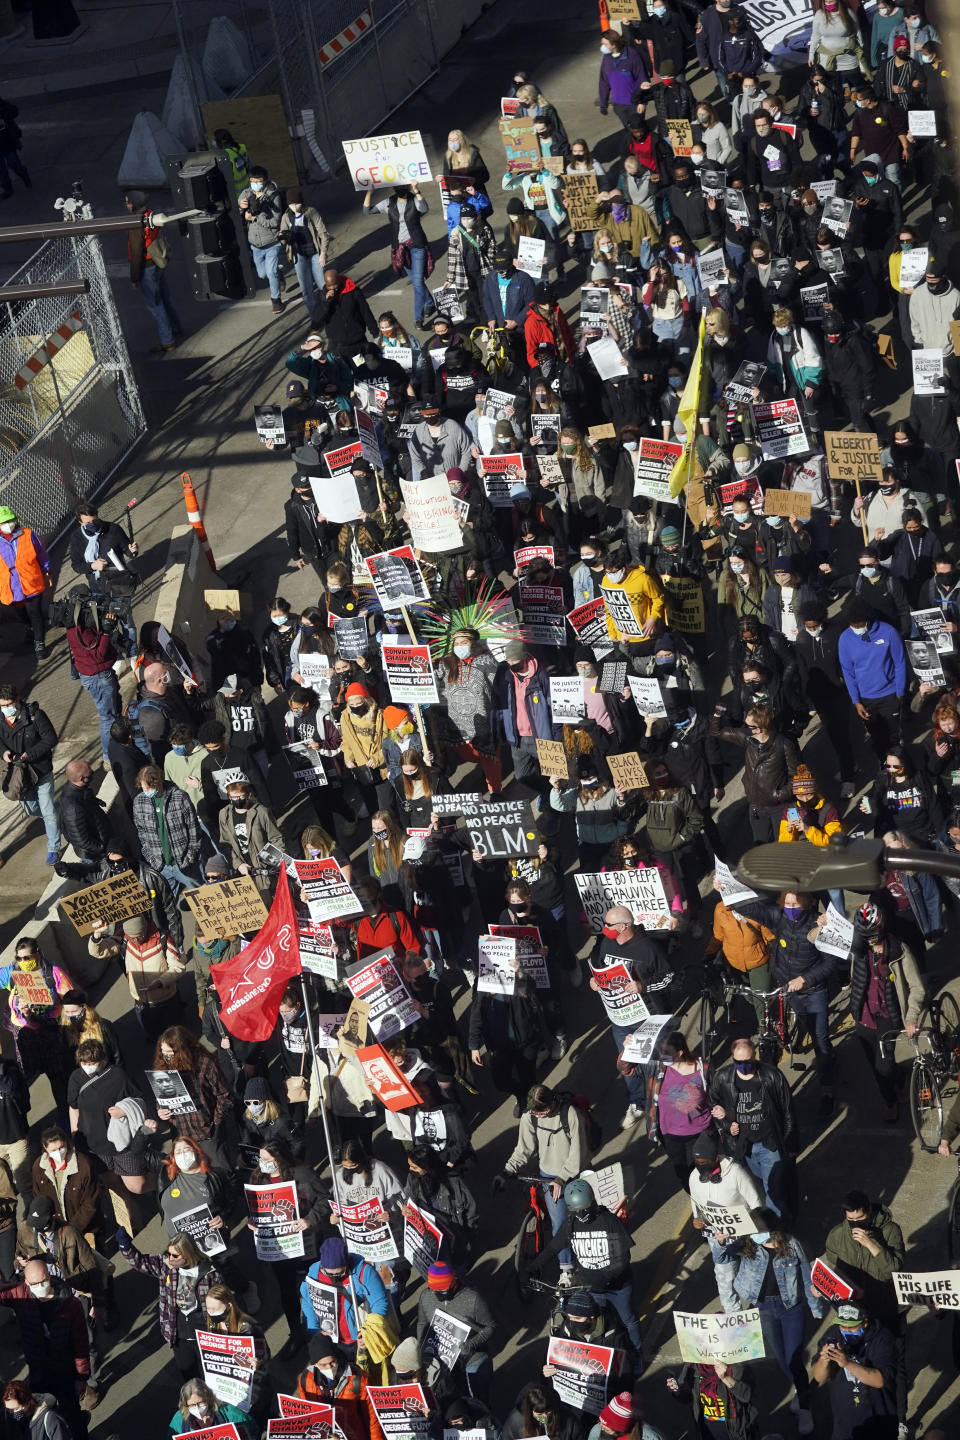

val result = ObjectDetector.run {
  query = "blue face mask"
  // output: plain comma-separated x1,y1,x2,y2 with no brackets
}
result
223,619,236,632
171,745,187,756
143,787,158,799
752,1231,771,1244
775,326,790,336
839,1325,865,1340
783,905,803,920
271,614,288,627
735,1060,757,1076
865,174,878,187
655,655,674,665
766,516,782,528
668,375,683,389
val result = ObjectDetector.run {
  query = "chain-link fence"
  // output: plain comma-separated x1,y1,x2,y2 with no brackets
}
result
0,232,146,543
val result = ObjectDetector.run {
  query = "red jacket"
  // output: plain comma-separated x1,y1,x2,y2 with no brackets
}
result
524,302,576,366
355,907,421,962
66,624,117,676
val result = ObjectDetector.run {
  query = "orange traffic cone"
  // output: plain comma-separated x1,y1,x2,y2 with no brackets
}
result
181,473,217,572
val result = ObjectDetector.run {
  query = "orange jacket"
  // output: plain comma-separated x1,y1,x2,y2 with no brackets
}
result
0,529,46,603
706,904,774,973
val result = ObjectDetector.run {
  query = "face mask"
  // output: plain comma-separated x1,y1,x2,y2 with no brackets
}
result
175,1150,197,1169
668,375,683,389
80,1063,99,1076
576,666,595,679
907,14,920,24
82,521,97,535
743,87,757,98
29,1281,52,1298
806,626,822,638
850,625,868,638
855,99,865,108
171,744,187,756
280,1009,298,1024
247,1100,265,1116
250,181,264,192
690,152,705,166
865,174,878,187
48,1148,67,1164
735,1060,757,1076
920,50,934,62
606,569,626,584
860,566,877,579
193,1403,209,1417
624,440,638,452
655,655,674,667
730,560,745,574
260,1158,278,1175
449,139,462,152
766,516,783,529
734,462,752,477
752,1231,772,1244
783,905,803,920
0,523,15,535
560,442,577,455
775,326,790,336
1,705,17,718
453,643,471,659
697,113,710,124
602,924,623,940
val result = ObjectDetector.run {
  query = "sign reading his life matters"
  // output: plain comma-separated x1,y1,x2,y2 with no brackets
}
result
60,869,152,936
343,131,430,190
893,1270,960,1308
365,546,429,609
382,640,439,705
576,867,671,933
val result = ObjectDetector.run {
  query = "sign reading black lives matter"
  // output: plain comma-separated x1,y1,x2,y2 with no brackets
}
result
430,793,540,858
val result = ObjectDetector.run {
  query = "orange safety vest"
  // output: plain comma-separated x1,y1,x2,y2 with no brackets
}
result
0,529,45,603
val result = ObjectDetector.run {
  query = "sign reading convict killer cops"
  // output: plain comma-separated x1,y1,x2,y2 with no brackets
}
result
60,869,152,936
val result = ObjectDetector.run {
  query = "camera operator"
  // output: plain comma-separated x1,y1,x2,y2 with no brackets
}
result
67,503,139,658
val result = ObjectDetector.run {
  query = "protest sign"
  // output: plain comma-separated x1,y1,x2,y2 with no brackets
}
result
893,1270,960,1308
342,131,430,190
912,608,953,653
268,1420,338,1440
811,178,836,200
909,109,937,137
305,1276,339,1336
382,641,439,705
499,115,540,173
606,752,648,792
332,614,368,662
245,1181,305,1261
606,0,641,14
146,1069,196,1116
184,875,268,939
197,1329,258,1409
696,248,728,289
580,1161,627,1216
297,651,330,692
627,675,667,718
566,597,610,648
315,1008,348,1045
600,661,627,693
908,637,945,686
330,1196,399,1263
633,437,683,502
181,1425,240,1440
531,416,561,445
519,583,566,646
293,857,360,926
478,452,525,507
913,348,945,395
811,1256,855,1302
724,360,766,405
368,1384,432,1439
477,934,518,995
819,246,846,277
602,585,645,641
339,998,369,1056
515,543,555,571
824,431,883,484
563,172,599,231
549,675,586,723
692,1198,758,1239
821,195,853,239
576,867,671,933
516,235,546,277
587,336,629,381
346,949,420,1041
431,792,540,858
581,289,611,323
674,1308,765,1365
309,467,362,522
717,474,762,515
284,741,329,792
489,923,550,990
813,902,854,959
588,957,651,1026
546,1336,622,1415
8,971,53,1009
254,404,285,447
536,737,570,778
365,547,429,610
278,1398,335,1421
662,574,706,634
714,858,758,908
724,187,750,223
800,282,829,323
899,245,929,290
60,870,152,936
356,1043,420,1111
400,476,462,552
482,387,517,422
754,399,807,460
403,1203,446,1278
423,1307,473,1370
700,165,726,199
666,118,693,154
174,1202,226,1257
622,1014,674,1065
763,487,811,518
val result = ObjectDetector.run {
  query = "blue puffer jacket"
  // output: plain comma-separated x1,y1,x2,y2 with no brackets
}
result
300,1255,388,1341
733,1236,826,1317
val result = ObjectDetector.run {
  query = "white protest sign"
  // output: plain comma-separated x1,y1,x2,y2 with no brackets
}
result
908,637,945,686
627,675,666,717
912,348,945,396
673,1308,765,1365
912,607,953,653
692,1199,758,1239
254,404,285,446
813,902,854,959
899,246,929,290
714,858,759,909
575,867,672,932
516,235,546,277
477,934,518,995
342,131,431,190
621,1014,673,1064
893,1270,960,1308
549,675,586,723
400,475,462,552
696,248,728,289
309,471,362,523
587,336,629,381
909,110,937,138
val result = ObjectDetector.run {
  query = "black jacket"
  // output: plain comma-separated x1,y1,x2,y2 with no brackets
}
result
57,782,110,860
532,1207,633,1290
2,701,57,780
823,328,877,401
68,521,138,591
737,901,835,991
284,490,325,563
468,982,546,1054
708,1058,798,1157
794,620,844,689
313,279,377,355
204,624,264,691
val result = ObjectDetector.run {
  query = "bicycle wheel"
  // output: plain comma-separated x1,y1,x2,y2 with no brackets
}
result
513,1207,543,1303
910,1062,944,1151
757,1030,783,1069
698,991,716,1064
935,992,960,1066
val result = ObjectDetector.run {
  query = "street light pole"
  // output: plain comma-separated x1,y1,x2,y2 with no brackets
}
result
735,835,960,895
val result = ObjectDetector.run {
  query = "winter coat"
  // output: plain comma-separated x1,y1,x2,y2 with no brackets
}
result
31,1148,101,1234
601,565,666,642
909,279,960,355
823,1203,904,1319
599,47,647,108
446,222,496,292
217,799,284,874
736,902,835,991
58,782,110,858
550,783,628,847
468,983,546,1053
0,1280,90,1383
15,1219,100,1293
712,727,800,809
2,700,57,780
504,1102,588,1183
491,659,558,746
766,324,823,392
643,788,703,852
706,905,774,974
524,303,576,367
848,935,924,1031
734,1236,825,1314
708,1059,797,1156
302,1255,388,1341
417,1282,495,1357
279,205,331,260
238,180,283,249
313,277,378,354
482,269,535,325
132,786,201,870
339,705,387,776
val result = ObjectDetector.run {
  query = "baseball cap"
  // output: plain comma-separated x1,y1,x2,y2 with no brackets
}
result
286,380,306,399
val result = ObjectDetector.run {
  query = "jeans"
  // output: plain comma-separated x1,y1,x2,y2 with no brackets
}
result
759,1296,810,1403
80,668,122,762
744,1139,786,1218
707,1234,740,1311
591,1279,644,1357
22,773,60,852
403,245,431,325
293,251,324,311
160,861,199,896
612,1022,647,1108
884,161,902,187
140,264,181,346
788,987,834,1087
463,1350,492,1401
540,1173,571,1266
251,241,282,299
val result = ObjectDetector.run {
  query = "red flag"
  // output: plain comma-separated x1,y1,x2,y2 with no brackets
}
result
210,869,301,1041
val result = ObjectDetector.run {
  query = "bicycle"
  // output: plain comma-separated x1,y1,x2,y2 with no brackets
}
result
512,1173,553,1303
731,984,806,1072
881,997,960,1151
695,962,749,1065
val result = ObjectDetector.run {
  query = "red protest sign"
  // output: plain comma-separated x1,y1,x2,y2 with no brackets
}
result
181,1427,241,1440
356,1043,420,1111
811,1256,855,1303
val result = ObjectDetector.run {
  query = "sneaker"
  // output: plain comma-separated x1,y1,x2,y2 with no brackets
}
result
620,1103,642,1130
45,851,60,866
34,642,46,658
797,1409,814,1436
272,298,283,315
568,958,583,989
112,657,126,675
80,1388,101,1412
840,781,855,798
897,1425,911,1440
551,1034,568,1060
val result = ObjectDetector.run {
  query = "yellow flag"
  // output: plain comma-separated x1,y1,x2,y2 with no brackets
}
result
668,312,706,497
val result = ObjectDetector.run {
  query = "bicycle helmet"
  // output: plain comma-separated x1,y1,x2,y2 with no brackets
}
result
563,1178,596,1214
854,901,882,935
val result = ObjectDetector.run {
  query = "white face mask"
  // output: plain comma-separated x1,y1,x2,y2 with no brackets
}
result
48,1149,67,1165
192,1403,209,1418
0,523,15,535
735,461,752,476
453,643,471,659
260,1158,278,1175
174,1150,197,1169
733,511,750,524
730,560,745,574
449,139,461,152
606,569,626,584
80,1063,100,1076
850,625,868,637
1,705,17,718
29,1281,52,1298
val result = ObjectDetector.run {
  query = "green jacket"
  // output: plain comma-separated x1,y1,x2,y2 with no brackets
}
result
823,1203,904,1318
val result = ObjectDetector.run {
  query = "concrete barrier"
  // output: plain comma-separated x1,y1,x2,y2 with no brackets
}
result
202,15,252,94
116,110,184,189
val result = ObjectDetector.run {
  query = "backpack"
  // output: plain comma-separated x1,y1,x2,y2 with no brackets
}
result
557,1092,602,1153
123,691,162,757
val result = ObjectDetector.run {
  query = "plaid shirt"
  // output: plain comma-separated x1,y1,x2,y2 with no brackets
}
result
116,1238,222,1344
163,1053,233,1144
133,786,200,869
